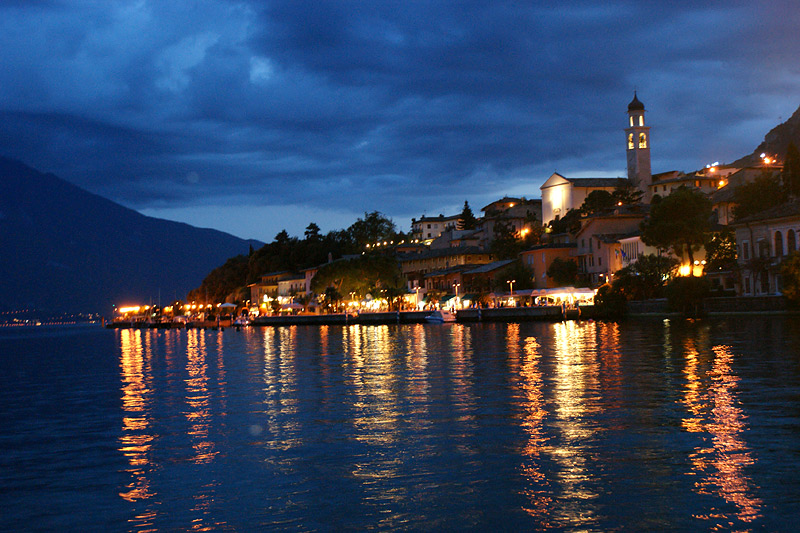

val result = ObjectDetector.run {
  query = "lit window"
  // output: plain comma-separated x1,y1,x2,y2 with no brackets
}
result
639,115,644,126
638,133,647,148
629,116,634,127
628,133,634,150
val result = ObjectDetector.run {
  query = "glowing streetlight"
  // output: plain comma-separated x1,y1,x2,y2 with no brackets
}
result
508,279,516,295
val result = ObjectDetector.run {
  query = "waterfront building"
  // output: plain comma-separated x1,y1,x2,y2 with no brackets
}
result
574,212,646,286
733,201,800,296
478,197,542,248
398,246,494,291
520,243,577,289
249,271,297,304
411,213,461,242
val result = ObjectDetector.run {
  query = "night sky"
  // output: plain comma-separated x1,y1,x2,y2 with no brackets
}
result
2,1,799,241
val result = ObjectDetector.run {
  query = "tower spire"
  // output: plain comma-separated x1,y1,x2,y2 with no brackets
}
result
625,92,651,201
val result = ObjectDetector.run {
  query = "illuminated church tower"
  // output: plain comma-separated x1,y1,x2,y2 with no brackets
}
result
625,92,652,201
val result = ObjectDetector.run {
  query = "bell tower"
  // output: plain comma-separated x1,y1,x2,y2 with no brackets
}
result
625,92,652,201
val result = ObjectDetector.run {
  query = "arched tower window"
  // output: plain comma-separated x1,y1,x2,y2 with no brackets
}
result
775,231,784,257
628,133,634,150
639,115,644,126
638,132,647,149
629,116,634,127
788,229,797,253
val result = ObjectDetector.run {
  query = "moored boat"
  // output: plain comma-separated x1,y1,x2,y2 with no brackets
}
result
425,309,456,323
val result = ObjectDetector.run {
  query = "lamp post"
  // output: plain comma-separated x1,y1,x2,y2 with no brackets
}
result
453,282,461,309
414,286,421,309
507,279,515,295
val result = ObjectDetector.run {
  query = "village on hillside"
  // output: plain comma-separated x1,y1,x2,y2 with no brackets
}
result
113,94,800,326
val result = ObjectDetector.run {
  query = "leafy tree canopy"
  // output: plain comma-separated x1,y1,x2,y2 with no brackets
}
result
546,257,579,287
347,211,398,248
733,172,787,221
493,259,534,291
548,208,582,236
612,253,679,300
780,252,800,305
613,178,645,205
782,142,800,197
704,229,738,272
310,254,404,297
580,190,615,216
640,186,712,270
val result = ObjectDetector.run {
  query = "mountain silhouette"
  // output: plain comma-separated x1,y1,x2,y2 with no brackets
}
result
733,104,800,166
0,157,262,314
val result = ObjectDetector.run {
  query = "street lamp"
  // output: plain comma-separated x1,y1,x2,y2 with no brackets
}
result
507,279,515,295
453,282,461,309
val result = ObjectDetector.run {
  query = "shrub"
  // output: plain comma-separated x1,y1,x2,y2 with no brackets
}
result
665,276,710,316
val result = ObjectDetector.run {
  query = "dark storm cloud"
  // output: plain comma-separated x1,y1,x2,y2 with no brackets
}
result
1,1,799,238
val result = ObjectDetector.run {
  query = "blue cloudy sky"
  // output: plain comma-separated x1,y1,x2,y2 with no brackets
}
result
2,1,799,241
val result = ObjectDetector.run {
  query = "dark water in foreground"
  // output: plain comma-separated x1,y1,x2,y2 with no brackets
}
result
2,318,800,531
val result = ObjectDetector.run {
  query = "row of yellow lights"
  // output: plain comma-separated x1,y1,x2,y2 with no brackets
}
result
117,303,235,314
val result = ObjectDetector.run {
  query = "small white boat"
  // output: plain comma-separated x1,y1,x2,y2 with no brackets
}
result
425,310,456,323
233,316,251,327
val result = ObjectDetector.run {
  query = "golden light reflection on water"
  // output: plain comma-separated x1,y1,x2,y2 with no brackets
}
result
548,320,601,526
118,329,156,504
341,325,406,510
185,329,217,464
519,334,553,523
258,327,302,448
446,324,476,428
682,340,762,526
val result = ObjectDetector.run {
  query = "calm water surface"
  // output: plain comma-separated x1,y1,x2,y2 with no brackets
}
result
2,318,800,531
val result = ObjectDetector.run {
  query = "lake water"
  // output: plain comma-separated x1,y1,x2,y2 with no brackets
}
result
2,318,800,531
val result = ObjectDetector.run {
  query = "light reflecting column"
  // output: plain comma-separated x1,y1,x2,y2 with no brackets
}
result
519,335,553,522
682,343,762,526
118,329,158,528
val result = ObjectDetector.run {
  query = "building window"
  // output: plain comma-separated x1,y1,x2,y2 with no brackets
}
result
775,231,784,257
629,116,634,127
758,240,770,258
598,256,602,266
742,240,750,260
744,276,751,294
628,133,634,150
639,115,644,127
789,230,797,253
638,132,647,148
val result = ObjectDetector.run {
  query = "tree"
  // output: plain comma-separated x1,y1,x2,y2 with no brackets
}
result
782,142,800,197
459,200,478,230
347,211,397,248
640,186,712,271
612,253,679,300
733,172,787,221
493,259,534,291
780,252,800,305
613,178,644,205
704,229,738,272
548,208,582,235
491,220,522,259
304,222,321,241
310,254,404,297
580,190,615,215
274,229,291,246
546,257,579,287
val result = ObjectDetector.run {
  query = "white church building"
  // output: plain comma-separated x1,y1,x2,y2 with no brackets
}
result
540,93,653,224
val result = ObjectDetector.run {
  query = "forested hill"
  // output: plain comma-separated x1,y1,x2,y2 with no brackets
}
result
0,157,262,314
